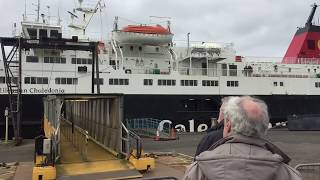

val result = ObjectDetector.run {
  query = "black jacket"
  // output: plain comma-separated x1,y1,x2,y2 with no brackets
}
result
194,123,224,157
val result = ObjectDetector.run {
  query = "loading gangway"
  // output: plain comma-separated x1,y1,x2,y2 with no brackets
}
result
33,95,154,180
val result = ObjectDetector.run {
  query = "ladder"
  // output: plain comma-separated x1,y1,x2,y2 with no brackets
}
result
1,38,22,144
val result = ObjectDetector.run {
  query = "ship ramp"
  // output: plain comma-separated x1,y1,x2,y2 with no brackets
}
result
33,95,155,180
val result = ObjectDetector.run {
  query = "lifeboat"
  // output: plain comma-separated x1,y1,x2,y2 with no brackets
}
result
122,25,171,35
112,24,173,45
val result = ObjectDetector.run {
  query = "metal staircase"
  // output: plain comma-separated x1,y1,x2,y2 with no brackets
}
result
1,38,22,144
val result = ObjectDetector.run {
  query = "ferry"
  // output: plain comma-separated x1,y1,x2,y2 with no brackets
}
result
1,1,320,138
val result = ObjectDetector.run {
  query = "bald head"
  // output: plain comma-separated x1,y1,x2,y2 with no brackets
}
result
223,96,269,138
242,99,263,121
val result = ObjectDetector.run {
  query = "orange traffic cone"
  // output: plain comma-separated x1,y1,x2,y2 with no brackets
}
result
170,128,177,139
155,130,160,141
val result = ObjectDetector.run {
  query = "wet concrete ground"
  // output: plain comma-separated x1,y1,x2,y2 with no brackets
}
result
0,129,319,179
142,128,320,167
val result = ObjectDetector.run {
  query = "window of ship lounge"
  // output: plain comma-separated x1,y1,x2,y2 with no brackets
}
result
39,29,48,39
0,77,18,84
55,78,78,85
181,80,197,86
94,78,104,85
44,57,66,64
307,40,315,50
71,58,92,65
109,78,129,85
227,81,239,87
144,79,153,86
158,79,176,86
50,30,59,39
24,77,48,84
202,80,219,87
26,56,39,63
315,82,320,88
27,28,37,39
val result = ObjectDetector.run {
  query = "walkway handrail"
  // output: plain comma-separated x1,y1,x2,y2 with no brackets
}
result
295,162,320,169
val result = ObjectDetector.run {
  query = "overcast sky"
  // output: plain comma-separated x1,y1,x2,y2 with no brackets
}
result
0,0,319,57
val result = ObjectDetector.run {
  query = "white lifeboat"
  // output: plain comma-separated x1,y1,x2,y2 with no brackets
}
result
112,25,173,45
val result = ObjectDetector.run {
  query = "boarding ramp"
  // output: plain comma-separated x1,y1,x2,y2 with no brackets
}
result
295,163,320,180
41,95,145,179
126,118,175,140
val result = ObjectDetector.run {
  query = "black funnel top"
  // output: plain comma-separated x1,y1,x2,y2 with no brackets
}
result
306,3,318,26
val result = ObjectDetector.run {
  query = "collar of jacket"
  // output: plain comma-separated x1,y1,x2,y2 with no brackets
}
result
207,134,291,164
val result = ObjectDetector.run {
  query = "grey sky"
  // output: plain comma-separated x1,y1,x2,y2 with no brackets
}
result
0,0,318,57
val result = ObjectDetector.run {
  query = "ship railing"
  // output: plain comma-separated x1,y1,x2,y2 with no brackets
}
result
125,118,171,137
22,14,61,26
295,163,320,180
177,68,317,78
124,67,171,75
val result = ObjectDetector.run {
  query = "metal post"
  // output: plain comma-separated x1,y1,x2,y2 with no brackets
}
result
5,107,9,144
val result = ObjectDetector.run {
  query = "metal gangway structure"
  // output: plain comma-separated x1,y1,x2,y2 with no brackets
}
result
0,37,100,145
33,95,154,180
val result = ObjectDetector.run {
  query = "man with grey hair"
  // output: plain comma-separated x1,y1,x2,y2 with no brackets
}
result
183,96,301,180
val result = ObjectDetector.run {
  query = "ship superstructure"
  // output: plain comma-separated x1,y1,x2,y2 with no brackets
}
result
1,1,320,137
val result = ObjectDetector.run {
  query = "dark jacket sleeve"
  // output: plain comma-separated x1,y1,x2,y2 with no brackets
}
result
195,128,223,156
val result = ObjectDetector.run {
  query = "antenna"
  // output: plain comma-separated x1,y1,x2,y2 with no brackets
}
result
37,0,40,22
24,0,27,21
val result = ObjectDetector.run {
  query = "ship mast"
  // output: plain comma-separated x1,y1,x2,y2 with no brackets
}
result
306,3,317,26
36,0,40,22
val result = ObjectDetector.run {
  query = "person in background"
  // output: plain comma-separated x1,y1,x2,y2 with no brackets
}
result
184,96,301,180
194,97,229,157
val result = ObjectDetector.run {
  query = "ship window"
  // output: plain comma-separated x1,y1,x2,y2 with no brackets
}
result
158,79,176,86
130,46,134,51
87,59,92,64
73,78,78,85
280,82,284,86
50,57,55,63
109,78,129,85
26,56,39,63
55,77,77,85
94,78,104,85
315,82,320,88
72,58,76,64
288,68,291,72
181,80,198,86
82,58,87,64
61,78,66,84
227,81,239,87
110,60,116,65
31,77,36,84
155,47,159,52
39,29,47,39
24,77,48,84
50,30,59,39
67,78,72,84
55,78,60,84
24,77,30,84
144,79,153,86
139,46,142,51
273,82,277,86
0,76,5,84
61,58,66,64
77,58,82,64
202,80,219,86
307,40,315,50
27,28,37,39
44,57,49,63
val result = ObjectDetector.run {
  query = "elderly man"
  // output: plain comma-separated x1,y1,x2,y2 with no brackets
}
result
183,96,301,180
194,97,229,156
